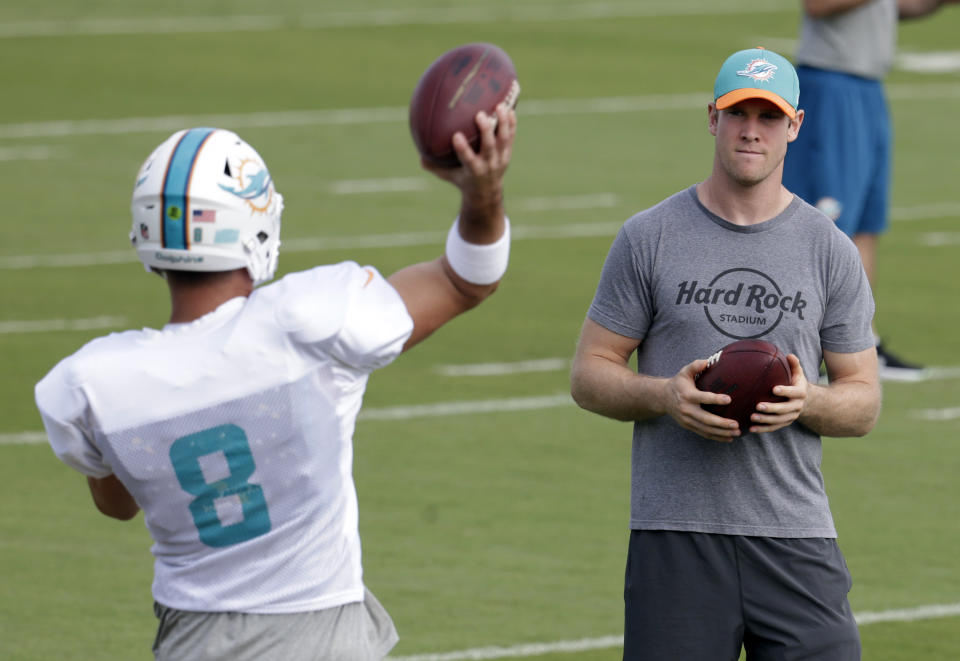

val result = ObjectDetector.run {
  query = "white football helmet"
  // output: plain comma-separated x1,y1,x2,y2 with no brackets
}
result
130,128,284,285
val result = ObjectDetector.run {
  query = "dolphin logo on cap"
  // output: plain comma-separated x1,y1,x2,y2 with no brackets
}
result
737,58,778,82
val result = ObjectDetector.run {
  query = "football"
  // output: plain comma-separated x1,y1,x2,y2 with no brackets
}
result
409,43,520,167
695,339,791,431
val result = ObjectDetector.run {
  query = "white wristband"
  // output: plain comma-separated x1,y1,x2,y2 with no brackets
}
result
445,216,511,285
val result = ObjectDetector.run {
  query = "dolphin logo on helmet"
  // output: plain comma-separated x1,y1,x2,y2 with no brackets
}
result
219,167,271,201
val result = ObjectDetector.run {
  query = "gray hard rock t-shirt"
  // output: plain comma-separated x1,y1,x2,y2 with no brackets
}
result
588,186,875,538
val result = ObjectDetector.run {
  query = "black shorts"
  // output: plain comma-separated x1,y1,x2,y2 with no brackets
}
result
623,530,860,661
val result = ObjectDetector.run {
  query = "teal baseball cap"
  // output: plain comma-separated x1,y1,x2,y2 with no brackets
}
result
714,47,799,119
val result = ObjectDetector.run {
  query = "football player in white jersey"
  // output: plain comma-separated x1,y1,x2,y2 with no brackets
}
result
34,105,516,661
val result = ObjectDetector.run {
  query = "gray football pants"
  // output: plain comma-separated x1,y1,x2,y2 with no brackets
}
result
153,588,398,661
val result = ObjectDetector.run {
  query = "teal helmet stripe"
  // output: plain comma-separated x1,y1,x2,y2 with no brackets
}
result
161,128,217,249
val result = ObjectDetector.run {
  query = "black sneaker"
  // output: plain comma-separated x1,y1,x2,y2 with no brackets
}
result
876,342,926,382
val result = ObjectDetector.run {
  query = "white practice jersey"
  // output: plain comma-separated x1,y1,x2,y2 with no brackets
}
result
35,262,414,614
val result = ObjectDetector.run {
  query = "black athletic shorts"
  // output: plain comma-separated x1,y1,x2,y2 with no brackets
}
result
623,530,860,661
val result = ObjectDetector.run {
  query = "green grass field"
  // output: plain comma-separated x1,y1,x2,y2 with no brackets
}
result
2,1,959,659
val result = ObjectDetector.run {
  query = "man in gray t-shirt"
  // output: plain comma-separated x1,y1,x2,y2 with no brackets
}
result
571,48,880,661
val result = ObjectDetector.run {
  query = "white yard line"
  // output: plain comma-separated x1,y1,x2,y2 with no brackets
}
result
2,84,958,163
0,315,126,334
327,179,619,213
0,107,406,140
883,366,960,384
434,360,960,384
0,220,629,270
890,202,960,222
0,432,47,446
1,394,574,445
919,231,960,246
435,358,570,377
390,635,626,661
388,602,960,660
897,51,960,74
1,195,955,271
4,83,960,141
358,394,573,421
0,1,796,39
516,193,619,212
855,602,960,625
0,250,138,269
912,406,960,421
921,366,960,381
0,145,61,161
7,360,960,443
329,178,430,194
